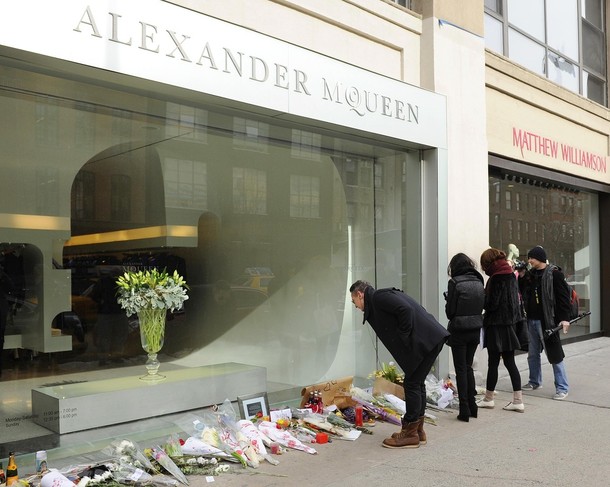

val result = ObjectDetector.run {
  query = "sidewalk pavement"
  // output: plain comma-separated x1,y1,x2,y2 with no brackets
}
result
184,336,610,487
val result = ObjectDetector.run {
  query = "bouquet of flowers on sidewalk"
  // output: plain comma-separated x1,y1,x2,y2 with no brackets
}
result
369,362,404,386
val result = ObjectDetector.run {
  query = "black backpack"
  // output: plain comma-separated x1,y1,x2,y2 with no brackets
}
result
566,282,580,321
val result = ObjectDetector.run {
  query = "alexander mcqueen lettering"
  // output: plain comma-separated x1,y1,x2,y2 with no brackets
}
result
74,7,312,95
73,6,421,126
322,79,419,122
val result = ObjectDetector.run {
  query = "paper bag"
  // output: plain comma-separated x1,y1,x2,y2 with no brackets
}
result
300,376,353,407
372,377,405,400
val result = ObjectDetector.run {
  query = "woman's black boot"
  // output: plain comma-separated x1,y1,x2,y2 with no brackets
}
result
457,400,470,422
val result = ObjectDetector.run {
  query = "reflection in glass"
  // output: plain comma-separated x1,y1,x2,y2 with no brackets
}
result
546,0,578,61
484,14,504,54
582,21,605,74
508,0,544,41
291,130,321,161
0,62,415,452
583,71,605,105
508,28,545,76
582,0,603,29
233,167,267,215
547,52,579,92
484,0,502,14
488,173,596,338
290,175,320,218
233,117,269,152
164,158,208,210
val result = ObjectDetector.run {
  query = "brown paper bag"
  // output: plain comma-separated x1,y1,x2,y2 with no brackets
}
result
372,377,405,400
300,376,354,408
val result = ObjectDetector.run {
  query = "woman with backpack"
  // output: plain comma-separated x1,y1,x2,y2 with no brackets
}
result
445,253,485,422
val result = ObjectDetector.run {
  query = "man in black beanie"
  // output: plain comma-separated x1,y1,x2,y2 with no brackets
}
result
518,246,571,400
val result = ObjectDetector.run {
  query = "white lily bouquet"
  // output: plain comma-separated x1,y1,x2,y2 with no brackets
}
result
116,268,189,317
116,268,189,355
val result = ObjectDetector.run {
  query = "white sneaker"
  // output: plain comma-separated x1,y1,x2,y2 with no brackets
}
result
553,392,568,400
502,402,525,413
477,398,495,409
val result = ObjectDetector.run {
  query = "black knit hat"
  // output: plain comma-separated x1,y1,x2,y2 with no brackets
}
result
527,246,547,263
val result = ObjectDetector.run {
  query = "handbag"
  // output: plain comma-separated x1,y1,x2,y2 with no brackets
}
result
515,318,529,351
515,299,529,352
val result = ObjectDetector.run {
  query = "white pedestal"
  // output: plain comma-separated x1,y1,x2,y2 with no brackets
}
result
31,362,267,434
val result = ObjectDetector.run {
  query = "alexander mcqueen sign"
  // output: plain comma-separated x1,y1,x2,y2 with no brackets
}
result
1,0,446,148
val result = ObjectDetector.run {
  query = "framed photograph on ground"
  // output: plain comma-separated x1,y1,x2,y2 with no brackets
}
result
237,392,270,420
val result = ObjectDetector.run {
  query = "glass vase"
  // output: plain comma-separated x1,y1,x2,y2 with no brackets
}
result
137,308,167,381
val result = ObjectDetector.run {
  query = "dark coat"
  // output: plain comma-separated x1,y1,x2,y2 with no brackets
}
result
363,287,449,378
520,265,571,364
483,273,521,353
445,270,485,333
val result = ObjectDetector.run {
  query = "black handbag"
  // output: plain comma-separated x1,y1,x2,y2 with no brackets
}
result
515,300,529,351
516,318,529,351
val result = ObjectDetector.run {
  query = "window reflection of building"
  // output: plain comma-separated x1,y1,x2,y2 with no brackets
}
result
111,175,131,222
72,171,96,220
233,167,267,215
233,117,269,152
290,175,320,218
485,0,606,105
163,158,208,210
166,103,208,142
0,62,411,443
489,171,592,335
75,103,96,148
36,167,59,216
35,101,59,146
291,129,321,161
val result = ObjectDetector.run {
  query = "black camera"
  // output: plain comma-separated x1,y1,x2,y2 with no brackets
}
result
514,260,527,271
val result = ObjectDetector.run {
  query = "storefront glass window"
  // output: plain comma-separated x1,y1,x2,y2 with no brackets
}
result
486,1,607,105
547,53,579,92
0,63,420,451
507,0,545,41
546,1,579,61
484,14,504,54
508,29,545,76
489,173,597,339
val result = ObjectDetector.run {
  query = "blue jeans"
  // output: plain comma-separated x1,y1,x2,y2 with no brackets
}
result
527,319,569,393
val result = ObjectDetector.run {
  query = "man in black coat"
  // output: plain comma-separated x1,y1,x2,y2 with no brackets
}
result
350,280,449,449
518,246,571,400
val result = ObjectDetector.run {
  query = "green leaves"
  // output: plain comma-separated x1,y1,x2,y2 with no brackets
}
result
115,268,189,317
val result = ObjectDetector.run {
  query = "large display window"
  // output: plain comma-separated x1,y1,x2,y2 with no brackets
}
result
0,62,422,451
489,170,599,337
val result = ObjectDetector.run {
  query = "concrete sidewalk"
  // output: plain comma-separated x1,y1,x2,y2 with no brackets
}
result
190,336,610,487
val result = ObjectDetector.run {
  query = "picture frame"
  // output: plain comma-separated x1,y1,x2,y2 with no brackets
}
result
237,392,270,420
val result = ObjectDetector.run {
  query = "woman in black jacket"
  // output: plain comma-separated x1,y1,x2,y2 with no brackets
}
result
479,248,524,413
445,253,485,422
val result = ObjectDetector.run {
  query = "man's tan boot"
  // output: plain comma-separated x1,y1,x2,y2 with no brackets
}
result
392,416,427,443
391,418,408,439
382,420,420,449
417,416,427,444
